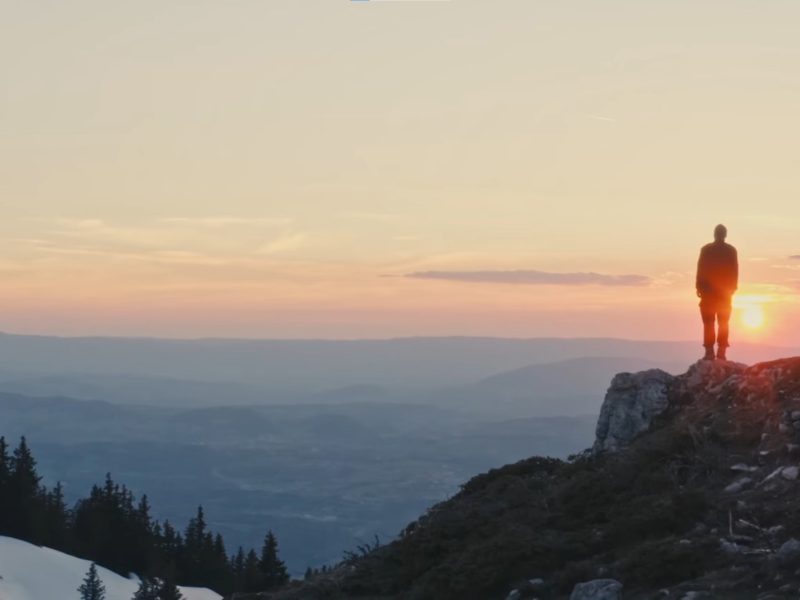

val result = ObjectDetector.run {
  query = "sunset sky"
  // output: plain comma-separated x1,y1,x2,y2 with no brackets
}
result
2,1,799,342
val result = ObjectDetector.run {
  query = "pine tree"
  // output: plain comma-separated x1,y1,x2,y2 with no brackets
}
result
78,563,106,600
182,505,207,584
231,547,246,592
243,548,262,592
0,436,8,480
259,530,289,590
209,532,231,592
43,481,70,550
157,573,184,600
0,436,10,534
8,436,43,541
131,577,159,600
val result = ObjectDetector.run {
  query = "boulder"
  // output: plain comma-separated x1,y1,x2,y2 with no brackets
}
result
570,578,623,600
781,466,799,481
593,369,675,453
777,538,800,563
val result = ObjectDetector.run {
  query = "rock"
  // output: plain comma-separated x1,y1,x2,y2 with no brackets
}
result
720,539,742,555
760,467,784,486
777,538,800,563
781,466,799,480
730,463,758,472
593,369,675,453
505,590,521,600
791,411,800,421
724,477,752,493
570,579,623,600
529,578,544,587
684,359,746,391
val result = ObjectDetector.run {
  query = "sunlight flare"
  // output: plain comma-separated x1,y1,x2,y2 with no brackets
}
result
741,304,765,330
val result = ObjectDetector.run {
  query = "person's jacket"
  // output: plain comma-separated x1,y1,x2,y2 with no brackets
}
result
696,241,738,297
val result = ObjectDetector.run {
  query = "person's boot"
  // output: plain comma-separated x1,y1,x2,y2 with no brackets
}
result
703,346,715,361
716,346,727,361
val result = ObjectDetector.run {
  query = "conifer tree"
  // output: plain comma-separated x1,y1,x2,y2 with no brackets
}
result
0,436,8,486
8,436,43,540
231,547,246,592
0,436,10,534
243,548,262,592
43,481,70,550
259,530,289,590
0,433,266,596
131,577,159,600
157,572,184,600
78,563,106,600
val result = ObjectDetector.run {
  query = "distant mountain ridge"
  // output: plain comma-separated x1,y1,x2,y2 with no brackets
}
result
445,356,687,417
0,332,796,392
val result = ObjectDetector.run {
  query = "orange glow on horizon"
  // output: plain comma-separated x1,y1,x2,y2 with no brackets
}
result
741,305,765,330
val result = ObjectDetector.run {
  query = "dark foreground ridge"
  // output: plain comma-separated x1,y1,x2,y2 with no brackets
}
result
242,358,800,600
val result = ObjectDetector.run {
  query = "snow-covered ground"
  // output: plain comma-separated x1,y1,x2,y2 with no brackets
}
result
0,536,221,600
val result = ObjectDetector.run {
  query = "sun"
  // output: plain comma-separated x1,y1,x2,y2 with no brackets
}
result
741,304,765,330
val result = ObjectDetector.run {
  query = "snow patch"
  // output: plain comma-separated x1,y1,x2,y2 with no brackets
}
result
0,536,221,600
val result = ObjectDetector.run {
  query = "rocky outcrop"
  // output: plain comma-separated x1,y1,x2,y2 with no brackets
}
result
593,368,675,453
593,360,750,454
260,356,800,600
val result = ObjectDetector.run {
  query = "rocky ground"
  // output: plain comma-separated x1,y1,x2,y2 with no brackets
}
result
232,357,800,599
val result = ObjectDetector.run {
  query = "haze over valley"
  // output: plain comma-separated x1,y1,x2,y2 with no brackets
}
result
1,332,796,574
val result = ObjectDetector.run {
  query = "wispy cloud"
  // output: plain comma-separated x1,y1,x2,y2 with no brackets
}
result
341,211,400,223
26,217,310,263
159,217,291,228
258,233,308,254
789,255,800,260
582,113,616,122
406,269,651,286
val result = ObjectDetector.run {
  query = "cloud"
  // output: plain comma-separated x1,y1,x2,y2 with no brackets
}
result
159,217,291,228
790,255,800,260
258,233,308,254
406,269,651,286
342,211,400,223
582,113,616,122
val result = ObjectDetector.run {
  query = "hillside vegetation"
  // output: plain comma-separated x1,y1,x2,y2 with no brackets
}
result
252,358,800,599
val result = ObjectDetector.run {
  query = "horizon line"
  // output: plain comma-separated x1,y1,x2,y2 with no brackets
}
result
0,330,795,348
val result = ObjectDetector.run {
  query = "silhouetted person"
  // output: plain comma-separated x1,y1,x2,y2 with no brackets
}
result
696,224,738,361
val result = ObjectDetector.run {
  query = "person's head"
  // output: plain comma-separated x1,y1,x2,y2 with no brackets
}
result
714,224,727,242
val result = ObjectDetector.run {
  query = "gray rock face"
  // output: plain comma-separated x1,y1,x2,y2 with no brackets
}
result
570,578,623,600
593,369,675,453
683,359,746,393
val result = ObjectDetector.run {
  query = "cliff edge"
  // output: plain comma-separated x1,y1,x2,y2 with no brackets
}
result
246,357,800,600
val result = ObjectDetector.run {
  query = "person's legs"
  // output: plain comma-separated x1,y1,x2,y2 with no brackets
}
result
700,298,716,358
716,297,732,353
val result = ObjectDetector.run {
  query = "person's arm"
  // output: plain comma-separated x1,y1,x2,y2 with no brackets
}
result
732,247,739,293
696,248,706,297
